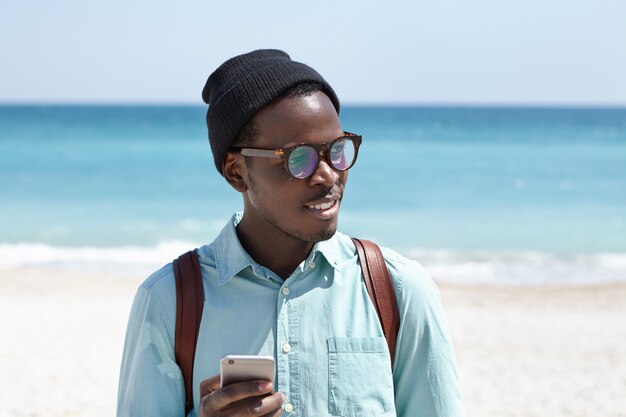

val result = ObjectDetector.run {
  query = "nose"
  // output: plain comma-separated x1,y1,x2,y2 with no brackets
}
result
309,157,340,186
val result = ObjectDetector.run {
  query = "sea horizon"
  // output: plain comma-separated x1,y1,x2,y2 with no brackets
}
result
2,101,626,109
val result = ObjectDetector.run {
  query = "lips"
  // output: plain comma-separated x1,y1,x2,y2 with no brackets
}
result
308,201,336,210
303,197,341,220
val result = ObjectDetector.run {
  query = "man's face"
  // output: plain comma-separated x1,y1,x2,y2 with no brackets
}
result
239,91,347,243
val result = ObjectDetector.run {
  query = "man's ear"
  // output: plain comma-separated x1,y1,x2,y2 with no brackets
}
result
222,151,248,193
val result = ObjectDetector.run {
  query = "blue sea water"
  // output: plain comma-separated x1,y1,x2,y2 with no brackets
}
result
1,105,625,284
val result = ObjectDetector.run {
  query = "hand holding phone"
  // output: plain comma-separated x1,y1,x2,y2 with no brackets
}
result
198,356,282,417
198,373,284,417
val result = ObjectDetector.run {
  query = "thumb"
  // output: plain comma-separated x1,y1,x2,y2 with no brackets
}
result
199,374,221,397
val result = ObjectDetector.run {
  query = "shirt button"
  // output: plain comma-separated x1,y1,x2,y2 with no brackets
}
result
284,403,294,413
282,287,290,296
282,343,292,353
308,260,316,269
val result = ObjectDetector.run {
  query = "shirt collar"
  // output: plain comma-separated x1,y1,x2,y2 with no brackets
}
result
311,232,349,272
212,213,347,285
213,213,260,285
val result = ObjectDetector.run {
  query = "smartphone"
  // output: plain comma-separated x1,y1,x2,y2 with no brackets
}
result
220,355,275,388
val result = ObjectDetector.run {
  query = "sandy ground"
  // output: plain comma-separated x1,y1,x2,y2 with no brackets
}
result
1,267,625,417
442,284,626,417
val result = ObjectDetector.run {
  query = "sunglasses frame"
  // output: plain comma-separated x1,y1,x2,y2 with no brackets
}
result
231,131,362,179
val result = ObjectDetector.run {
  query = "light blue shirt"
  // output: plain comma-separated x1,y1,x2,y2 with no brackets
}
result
118,213,464,417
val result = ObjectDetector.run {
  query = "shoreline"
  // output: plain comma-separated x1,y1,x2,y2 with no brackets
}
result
3,241,626,287
2,267,625,416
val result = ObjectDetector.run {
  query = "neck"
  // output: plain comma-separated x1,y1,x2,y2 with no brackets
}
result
236,215,314,279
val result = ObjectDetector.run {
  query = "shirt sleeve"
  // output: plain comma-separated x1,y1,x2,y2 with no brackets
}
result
386,253,465,417
117,277,186,417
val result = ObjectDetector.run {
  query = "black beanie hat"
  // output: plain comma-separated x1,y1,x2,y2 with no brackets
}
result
201,49,341,175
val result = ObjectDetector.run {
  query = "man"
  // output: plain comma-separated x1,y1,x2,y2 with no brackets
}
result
118,49,464,417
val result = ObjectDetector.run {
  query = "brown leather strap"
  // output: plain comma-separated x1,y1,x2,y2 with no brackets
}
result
352,238,400,366
174,249,204,416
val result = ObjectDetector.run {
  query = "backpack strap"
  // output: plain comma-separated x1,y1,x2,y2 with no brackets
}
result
352,238,400,366
173,249,204,416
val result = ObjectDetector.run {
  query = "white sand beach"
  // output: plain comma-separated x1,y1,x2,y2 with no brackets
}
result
442,283,626,417
1,267,625,417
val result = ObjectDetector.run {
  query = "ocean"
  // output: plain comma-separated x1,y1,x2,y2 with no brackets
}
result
1,105,625,284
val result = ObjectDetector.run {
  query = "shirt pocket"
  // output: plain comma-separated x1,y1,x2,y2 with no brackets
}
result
327,337,395,417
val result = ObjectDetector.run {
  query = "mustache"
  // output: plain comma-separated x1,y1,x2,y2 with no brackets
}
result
306,185,343,204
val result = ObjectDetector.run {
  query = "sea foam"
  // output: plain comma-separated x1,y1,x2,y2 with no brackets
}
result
0,241,198,274
405,248,626,285
1,242,625,285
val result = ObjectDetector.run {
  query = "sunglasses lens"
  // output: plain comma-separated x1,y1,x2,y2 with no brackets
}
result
288,146,318,179
330,138,356,171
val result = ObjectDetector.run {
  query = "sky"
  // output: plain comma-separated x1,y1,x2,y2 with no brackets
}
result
1,0,625,106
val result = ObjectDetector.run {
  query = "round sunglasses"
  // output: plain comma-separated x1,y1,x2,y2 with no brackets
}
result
231,132,362,179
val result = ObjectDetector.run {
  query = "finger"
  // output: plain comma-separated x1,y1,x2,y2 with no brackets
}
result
261,407,283,417
199,374,221,397
229,392,285,416
241,391,285,416
202,380,274,411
